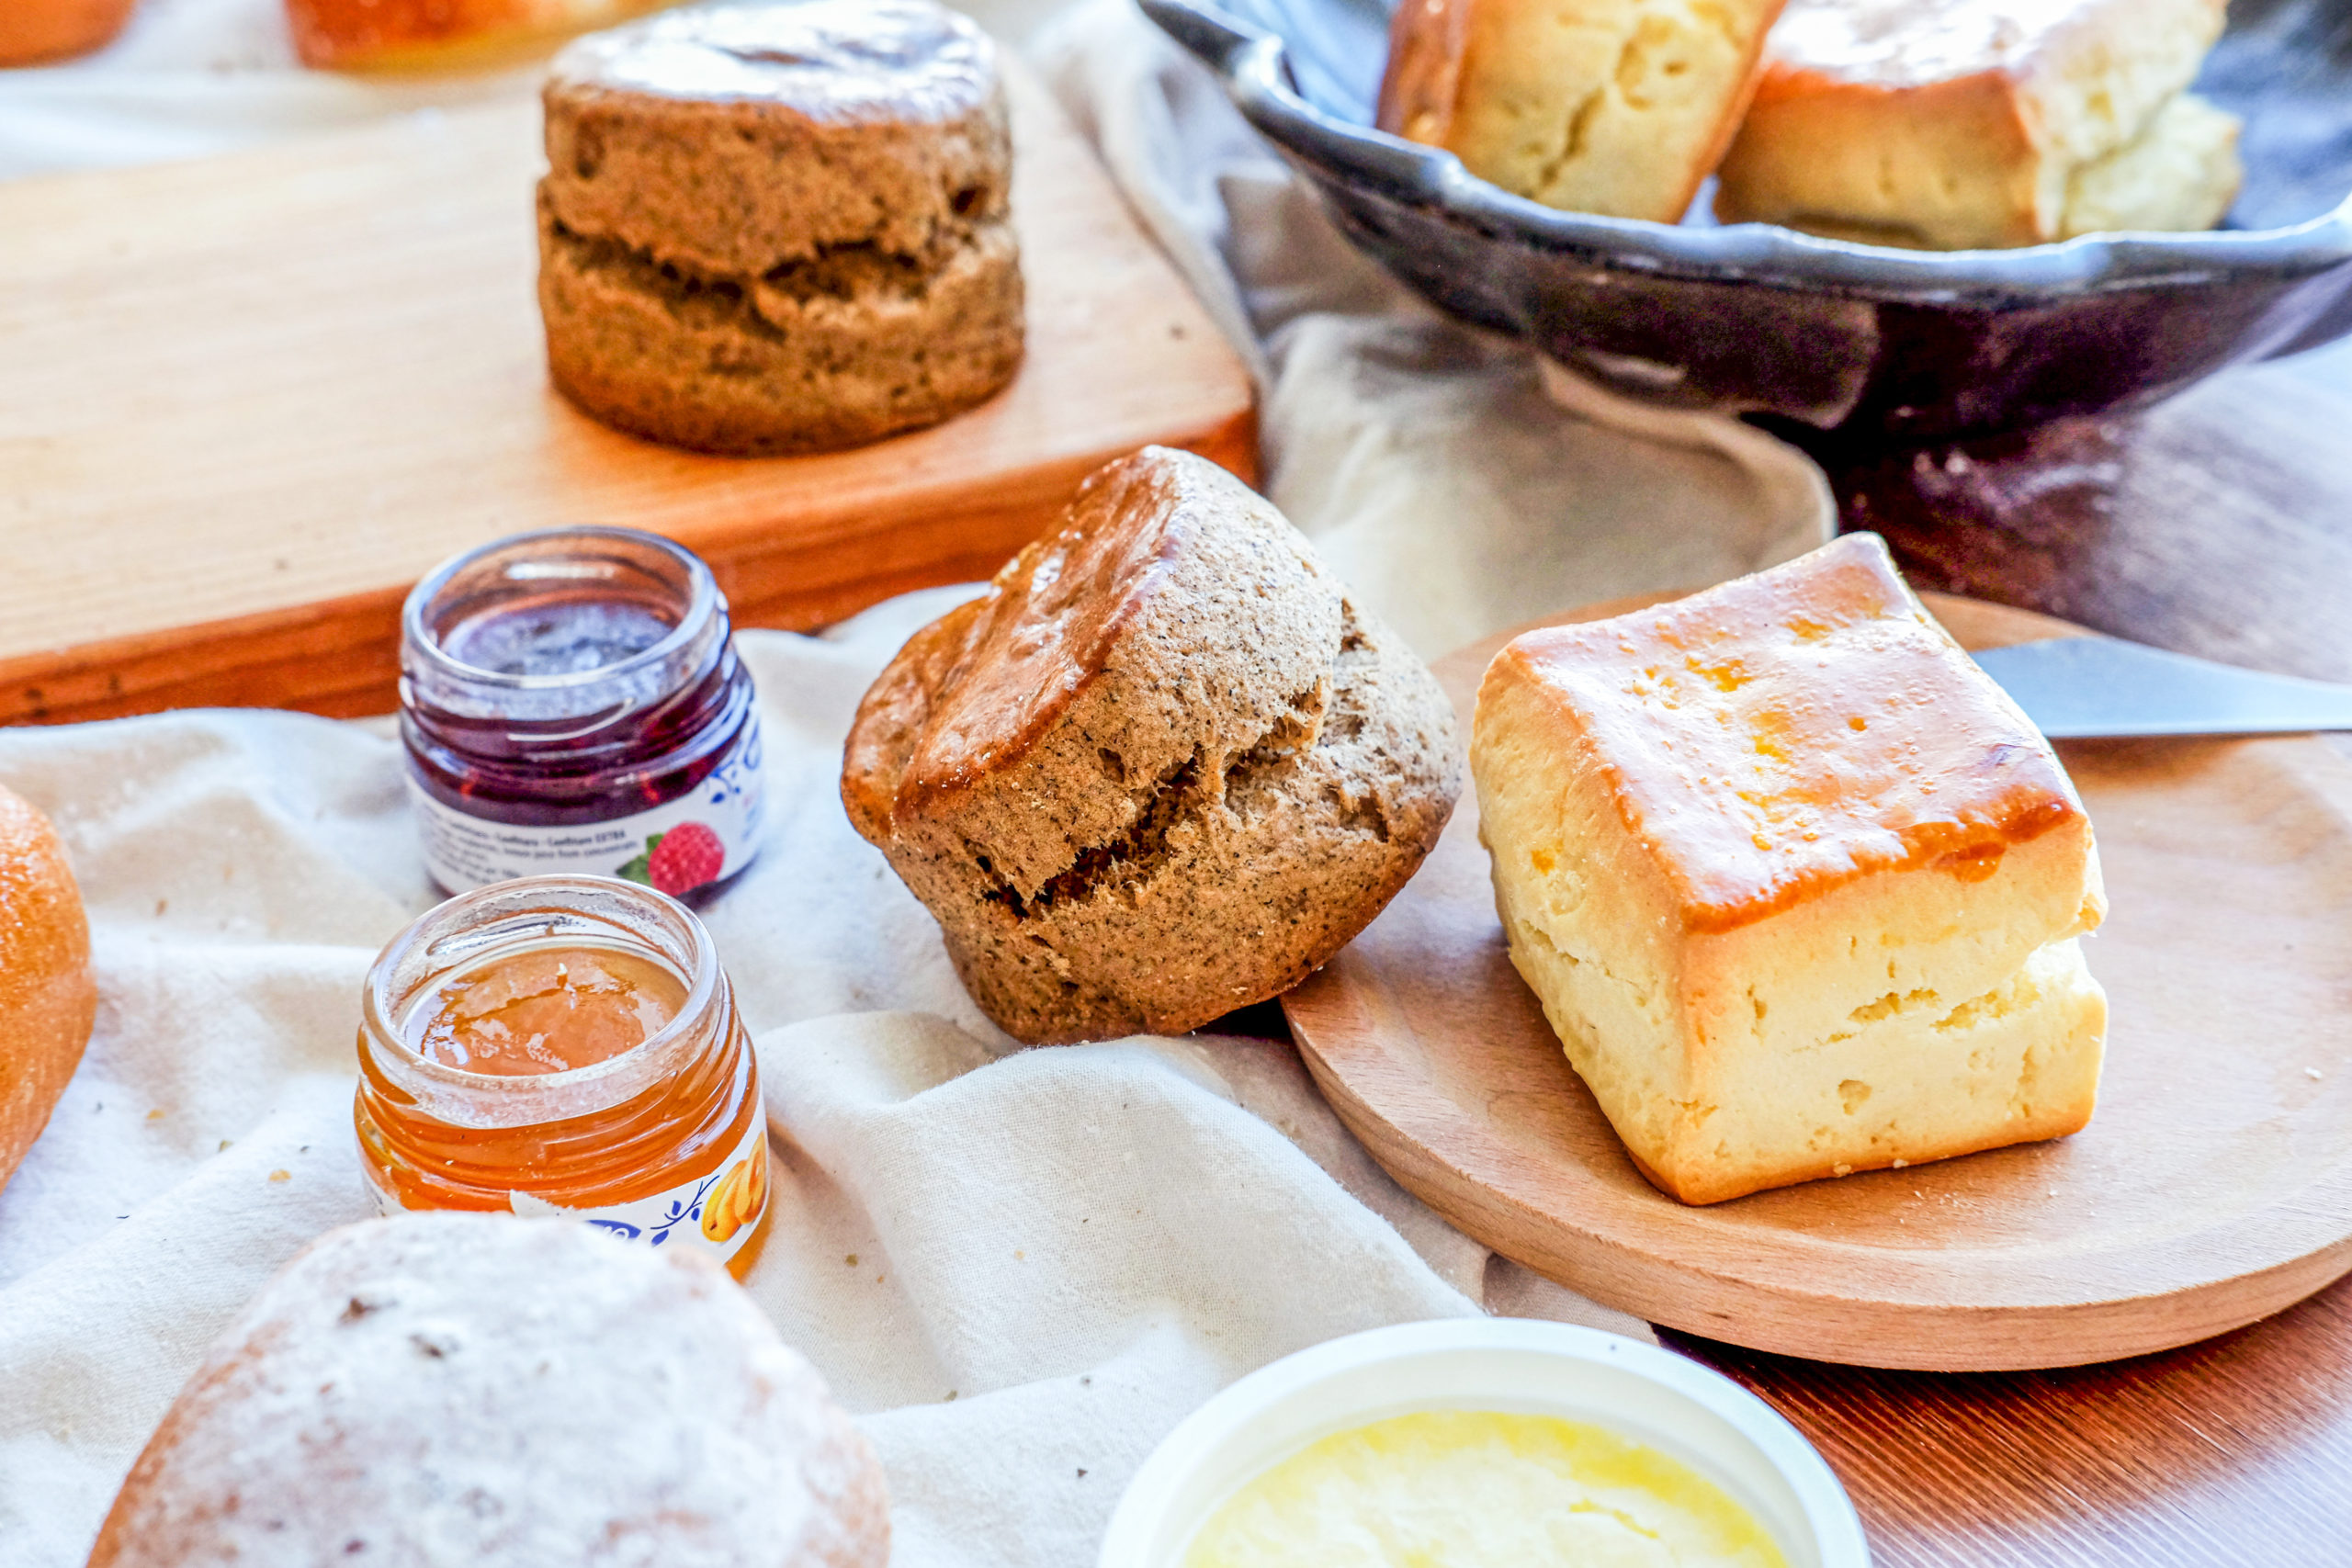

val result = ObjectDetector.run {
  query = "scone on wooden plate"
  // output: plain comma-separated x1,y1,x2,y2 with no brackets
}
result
1377,0,1788,222
89,1213,888,1567
1472,534,2107,1205
843,446,1460,1045
538,0,1023,455
1716,0,2242,248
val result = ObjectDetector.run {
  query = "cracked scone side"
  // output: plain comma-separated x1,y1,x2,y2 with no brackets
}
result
842,446,1461,1044
1377,0,1788,223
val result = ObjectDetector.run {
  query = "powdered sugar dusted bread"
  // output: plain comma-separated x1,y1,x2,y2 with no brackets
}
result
88,1212,888,1568
1377,0,1787,222
538,0,1023,454
1715,0,2241,247
843,446,1460,1044
1471,534,2108,1205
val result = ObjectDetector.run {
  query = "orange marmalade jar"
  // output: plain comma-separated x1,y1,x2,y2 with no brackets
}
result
354,875,771,1280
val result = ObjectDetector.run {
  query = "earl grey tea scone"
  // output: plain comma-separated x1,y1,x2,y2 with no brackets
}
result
842,446,1461,1044
538,0,1023,455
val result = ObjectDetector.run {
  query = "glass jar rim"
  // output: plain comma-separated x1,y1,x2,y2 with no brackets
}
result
401,525,722,699
360,874,725,1100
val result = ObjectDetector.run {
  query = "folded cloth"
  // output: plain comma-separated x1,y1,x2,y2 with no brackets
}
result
1032,0,1833,657
0,598,1650,1568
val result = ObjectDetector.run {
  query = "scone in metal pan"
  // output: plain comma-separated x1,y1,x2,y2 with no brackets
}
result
1141,0,2352,439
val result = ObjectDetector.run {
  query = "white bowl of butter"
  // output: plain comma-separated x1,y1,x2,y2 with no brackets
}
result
1101,1318,1868,1568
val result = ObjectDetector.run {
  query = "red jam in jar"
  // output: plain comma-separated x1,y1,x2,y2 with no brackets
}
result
354,875,772,1280
401,526,763,897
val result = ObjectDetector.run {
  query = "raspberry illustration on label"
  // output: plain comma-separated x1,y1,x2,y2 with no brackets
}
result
620,822,728,896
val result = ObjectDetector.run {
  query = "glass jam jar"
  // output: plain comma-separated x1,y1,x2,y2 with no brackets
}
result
354,875,772,1280
401,525,763,897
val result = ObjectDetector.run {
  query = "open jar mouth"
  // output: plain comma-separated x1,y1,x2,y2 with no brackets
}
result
401,526,725,720
360,876,725,1117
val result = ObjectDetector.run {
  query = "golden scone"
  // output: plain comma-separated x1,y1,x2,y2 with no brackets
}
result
286,0,676,71
89,1212,888,1568
0,0,137,65
2059,92,2244,241
843,446,1460,1045
1377,0,1788,222
1471,534,2107,1205
537,0,1023,455
1716,0,2242,248
0,784,95,1194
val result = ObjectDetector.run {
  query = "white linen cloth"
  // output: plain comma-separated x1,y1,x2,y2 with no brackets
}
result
0,608,1648,1568
0,2,1840,1562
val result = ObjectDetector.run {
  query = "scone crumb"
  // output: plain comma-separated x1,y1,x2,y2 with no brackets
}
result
1832,1163,1853,1177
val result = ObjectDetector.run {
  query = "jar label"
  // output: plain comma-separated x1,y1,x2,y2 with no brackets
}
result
409,720,765,896
360,1113,773,1269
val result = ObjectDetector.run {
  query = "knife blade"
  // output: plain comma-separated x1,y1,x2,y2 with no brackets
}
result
1970,637,2352,739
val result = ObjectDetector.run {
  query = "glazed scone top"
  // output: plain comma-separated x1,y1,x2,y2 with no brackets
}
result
899,457,1201,801
847,447,1329,826
1483,534,2086,934
1764,0,2224,89
548,0,996,125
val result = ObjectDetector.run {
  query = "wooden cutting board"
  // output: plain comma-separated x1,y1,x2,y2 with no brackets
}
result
1283,592,2352,1371
0,66,1254,726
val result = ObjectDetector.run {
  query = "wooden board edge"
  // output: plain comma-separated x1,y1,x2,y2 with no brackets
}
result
1284,984,2352,1370
0,404,1259,728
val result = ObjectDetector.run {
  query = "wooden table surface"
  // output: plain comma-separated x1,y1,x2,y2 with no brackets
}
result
1678,337,2352,1565
1231,334,2352,1564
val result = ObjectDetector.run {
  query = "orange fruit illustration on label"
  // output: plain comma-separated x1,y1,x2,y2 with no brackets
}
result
700,1138,768,1245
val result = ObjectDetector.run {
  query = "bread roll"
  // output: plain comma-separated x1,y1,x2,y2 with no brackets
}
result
88,1212,888,1568
843,446,1460,1044
1715,0,2242,248
0,784,95,1194
0,0,137,64
1471,534,2107,1205
285,0,673,72
1377,0,1788,223
538,0,1023,455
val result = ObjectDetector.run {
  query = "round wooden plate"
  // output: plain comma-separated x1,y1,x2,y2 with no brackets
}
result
1282,592,2352,1371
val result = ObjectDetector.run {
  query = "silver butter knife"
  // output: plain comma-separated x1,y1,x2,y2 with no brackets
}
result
1971,637,2352,739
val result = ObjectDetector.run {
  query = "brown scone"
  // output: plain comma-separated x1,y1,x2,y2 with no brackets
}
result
0,783,95,1194
538,0,1024,456
842,446,1461,1044
89,1212,889,1568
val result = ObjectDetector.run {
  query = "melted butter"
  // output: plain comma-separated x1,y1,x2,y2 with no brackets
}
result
404,945,686,1077
1184,1410,1788,1568
548,0,994,123
1491,534,2078,934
